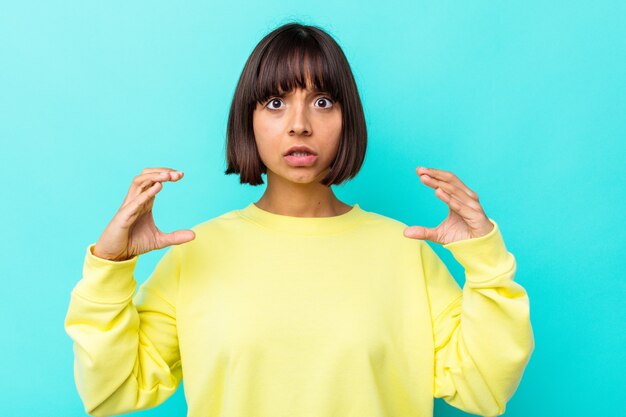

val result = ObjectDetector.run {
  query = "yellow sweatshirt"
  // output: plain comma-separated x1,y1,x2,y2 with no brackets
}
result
65,203,534,417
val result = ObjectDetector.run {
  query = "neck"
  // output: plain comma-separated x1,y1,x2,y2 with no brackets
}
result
255,173,351,218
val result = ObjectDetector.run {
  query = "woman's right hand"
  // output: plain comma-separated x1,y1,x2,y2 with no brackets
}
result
92,168,196,262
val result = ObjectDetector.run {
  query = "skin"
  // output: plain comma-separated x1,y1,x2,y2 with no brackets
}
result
403,167,495,244
251,81,494,243
93,168,195,261
92,84,494,263
252,83,353,218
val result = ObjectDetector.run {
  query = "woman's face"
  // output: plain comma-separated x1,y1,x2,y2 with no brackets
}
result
252,84,342,185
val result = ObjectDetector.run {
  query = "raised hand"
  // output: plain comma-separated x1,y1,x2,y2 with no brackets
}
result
93,167,196,261
403,167,494,245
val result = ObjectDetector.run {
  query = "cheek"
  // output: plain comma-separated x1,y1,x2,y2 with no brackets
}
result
252,114,279,162
324,113,343,147
253,113,281,143
326,108,342,136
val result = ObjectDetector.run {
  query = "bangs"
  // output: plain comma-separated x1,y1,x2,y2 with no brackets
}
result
226,22,367,187
252,34,342,104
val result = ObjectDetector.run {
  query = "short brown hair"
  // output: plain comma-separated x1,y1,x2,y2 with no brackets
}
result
224,22,367,186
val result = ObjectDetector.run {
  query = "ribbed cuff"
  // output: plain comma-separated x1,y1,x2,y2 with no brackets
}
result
73,243,139,303
442,219,515,284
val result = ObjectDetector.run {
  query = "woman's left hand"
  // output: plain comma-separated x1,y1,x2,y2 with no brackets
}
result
403,167,494,245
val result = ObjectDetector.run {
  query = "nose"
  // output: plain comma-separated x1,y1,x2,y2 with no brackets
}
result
288,101,312,136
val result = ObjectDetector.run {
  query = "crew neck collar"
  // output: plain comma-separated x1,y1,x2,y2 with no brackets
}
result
236,202,366,235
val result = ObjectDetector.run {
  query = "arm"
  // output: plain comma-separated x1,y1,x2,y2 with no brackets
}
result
64,243,183,417
421,219,535,417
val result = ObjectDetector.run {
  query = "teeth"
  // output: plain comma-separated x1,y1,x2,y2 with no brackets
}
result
291,152,311,156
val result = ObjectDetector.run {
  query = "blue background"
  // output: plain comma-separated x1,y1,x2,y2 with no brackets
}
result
1,1,624,416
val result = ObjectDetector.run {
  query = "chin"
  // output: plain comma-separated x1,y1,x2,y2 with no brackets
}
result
288,174,319,184
267,166,329,185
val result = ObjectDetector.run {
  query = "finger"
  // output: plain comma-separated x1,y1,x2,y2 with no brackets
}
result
419,173,480,209
134,168,184,195
124,171,184,206
119,181,163,227
434,187,480,220
141,167,182,175
136,170,184,187
417,167,478,200
136,171,184,190
416,167,479,201
403,225,439,242
156,229,196,249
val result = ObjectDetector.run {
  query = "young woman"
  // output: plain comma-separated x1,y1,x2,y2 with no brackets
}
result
65,22,534,417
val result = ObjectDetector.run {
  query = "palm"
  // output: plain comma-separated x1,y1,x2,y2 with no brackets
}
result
127,208,162,254
94,169,195,262
403,167,494,244
431,208,474,244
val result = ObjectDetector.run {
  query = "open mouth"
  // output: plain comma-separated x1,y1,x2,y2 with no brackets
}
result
284,152,318,166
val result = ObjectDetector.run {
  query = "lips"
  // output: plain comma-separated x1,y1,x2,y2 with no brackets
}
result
283,144,318,167
283,145,317,156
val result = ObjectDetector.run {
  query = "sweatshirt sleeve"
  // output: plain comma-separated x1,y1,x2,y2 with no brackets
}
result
420,219,535,417
64,243,183,417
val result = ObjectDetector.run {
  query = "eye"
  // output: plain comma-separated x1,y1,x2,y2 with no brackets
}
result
265,98,284,110
315,96,334,109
